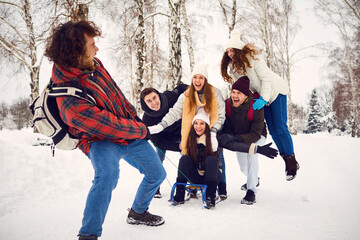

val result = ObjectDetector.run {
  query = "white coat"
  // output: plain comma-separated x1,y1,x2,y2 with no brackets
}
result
230,56,289,104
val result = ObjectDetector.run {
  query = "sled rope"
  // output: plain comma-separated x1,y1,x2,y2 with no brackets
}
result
150,141,194,185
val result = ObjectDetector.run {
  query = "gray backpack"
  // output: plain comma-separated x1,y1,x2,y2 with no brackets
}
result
30,80,96,152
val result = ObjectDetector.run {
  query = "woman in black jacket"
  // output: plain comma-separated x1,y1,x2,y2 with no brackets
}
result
173,108,222,209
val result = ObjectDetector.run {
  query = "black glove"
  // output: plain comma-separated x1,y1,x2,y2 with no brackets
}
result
218,134,235,147
145,126,151,140
218,134,243,147
256,143,278,159
134,115,143,123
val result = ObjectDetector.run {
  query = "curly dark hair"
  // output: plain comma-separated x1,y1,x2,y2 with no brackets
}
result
220,44,260,83
45,21,102,68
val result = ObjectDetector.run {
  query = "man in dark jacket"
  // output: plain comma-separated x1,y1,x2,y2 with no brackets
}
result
218,76,277,205
140,84,188,198
44,21,166,240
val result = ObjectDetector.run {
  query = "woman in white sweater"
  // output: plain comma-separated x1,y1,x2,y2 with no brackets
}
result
220,30,299,181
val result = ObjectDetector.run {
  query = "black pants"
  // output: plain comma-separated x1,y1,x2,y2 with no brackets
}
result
177,155,222,185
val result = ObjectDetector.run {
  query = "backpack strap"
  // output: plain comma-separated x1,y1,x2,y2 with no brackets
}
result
247,100,255,122
48,86,96,105
225,99,231,118
226,98,254,122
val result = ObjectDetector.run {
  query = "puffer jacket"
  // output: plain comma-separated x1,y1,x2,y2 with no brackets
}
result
53,57,147,155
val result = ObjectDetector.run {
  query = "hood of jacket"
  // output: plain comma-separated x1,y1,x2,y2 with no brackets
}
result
141,90,169,118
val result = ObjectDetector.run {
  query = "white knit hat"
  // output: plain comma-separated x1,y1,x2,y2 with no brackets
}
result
225,30,246,50
192,108,210,125
191,64,208,80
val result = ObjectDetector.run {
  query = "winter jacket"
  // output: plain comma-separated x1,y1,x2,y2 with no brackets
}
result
159,85,225,154
230,55,289,104
140,84,188,151
193,134,221,176
219,92,266,146
53,57,147,155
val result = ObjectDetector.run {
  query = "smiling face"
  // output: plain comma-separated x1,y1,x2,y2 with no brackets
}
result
226,48,235,61
192,74,206,91
193,119,206,136
144,91,161,111
231,89,247,107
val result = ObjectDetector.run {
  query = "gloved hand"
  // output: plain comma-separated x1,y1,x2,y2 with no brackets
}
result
256,142,278,159
145,127,151,140
134,115,143,123
211,131,218,152
253,96,268,110
218,134,235,147
148,124,164,134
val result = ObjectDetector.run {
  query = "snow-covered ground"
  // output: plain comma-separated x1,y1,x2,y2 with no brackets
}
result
0,129,359,240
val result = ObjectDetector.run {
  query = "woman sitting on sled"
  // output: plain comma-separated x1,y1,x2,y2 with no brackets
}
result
173,108,222,209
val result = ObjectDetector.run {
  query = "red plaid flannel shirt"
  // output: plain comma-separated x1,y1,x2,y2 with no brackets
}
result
53,58,147,155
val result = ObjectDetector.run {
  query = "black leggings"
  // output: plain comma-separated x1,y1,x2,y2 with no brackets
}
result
177,155,222,184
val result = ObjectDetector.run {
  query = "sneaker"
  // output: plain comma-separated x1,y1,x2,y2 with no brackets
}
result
78,235,98,240
218,182,227,200
241,189,256,205
241,178,260,191
154,188,162,198
126,208,165,226
206,196,215,209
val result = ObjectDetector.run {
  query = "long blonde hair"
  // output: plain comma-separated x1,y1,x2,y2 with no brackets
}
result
186,79,213,114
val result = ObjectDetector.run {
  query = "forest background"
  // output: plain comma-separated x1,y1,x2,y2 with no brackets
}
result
0,0,359,138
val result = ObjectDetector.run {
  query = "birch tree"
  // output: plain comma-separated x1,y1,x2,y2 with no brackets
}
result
219,0,237,35
0,0,48,102
134,0,146,111
315,0,360,137
168,0,182,89
181,0,194,72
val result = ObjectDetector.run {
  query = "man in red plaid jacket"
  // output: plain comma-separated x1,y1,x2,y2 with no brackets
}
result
44,21,166,240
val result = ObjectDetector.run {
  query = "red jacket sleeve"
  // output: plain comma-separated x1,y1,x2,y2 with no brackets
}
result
57,96,147,140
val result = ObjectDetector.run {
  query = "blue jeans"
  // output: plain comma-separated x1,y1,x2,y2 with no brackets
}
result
218,149,226,183
264,94,294,156
79,139,166,237
156,148,166,163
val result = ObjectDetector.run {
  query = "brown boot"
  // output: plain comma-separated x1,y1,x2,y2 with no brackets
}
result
282,153,300,181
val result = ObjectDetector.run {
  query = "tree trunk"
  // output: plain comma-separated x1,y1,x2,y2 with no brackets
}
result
181,0,195,72
135,0,145,112
169,0,182,89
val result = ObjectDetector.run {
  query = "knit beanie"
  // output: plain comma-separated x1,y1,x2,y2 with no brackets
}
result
232,76,250,96
225,30,246,50
191,64,208,80
192,108,210,125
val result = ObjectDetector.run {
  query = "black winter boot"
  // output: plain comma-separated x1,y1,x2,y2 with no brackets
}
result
282,153,300,181
218,181,227,200
173,180,186,205
241,189,256,205
205,181,217,209
78,235,98,240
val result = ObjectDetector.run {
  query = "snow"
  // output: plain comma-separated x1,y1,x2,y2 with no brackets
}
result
1,129,359,240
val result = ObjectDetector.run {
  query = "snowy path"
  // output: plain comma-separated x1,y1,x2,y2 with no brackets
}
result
0,129,359,240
